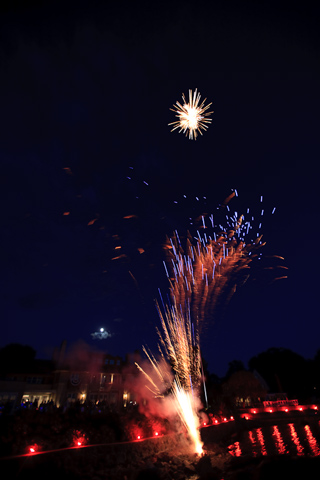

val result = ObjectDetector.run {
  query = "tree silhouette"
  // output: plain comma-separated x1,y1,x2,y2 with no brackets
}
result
248,347,311,399
222,370,267,407
0,343,36,374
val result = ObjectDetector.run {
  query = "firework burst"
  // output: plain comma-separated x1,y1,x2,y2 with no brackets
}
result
136,193,285,455
164,192,286,326
169,89,213,140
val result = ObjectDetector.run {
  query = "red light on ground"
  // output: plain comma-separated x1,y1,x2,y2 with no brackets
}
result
253,410,256,414
203,422,207,426
230,416,234,420
137,435,141,440
269,409,273,413
299,407,303,411
314,406,318,410
214,419,218,424
285,408,288,412
244,416,248,420
28,445,38,454
223,417,227,422
77,441,82,446
155,432,159,436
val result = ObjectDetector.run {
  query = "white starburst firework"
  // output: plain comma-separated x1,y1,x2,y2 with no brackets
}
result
169,89,213,140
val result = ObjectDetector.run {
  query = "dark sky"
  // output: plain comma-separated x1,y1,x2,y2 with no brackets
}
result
1,0,320,377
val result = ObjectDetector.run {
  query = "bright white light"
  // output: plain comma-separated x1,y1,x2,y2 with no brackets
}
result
91,327,112,340
169,89,213,140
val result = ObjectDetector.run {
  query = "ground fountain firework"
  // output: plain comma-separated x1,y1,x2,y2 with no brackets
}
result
137,192,286,455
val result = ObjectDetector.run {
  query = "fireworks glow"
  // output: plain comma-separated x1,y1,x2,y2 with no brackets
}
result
164,193,277,326
169,89,213,140
136,193,285,455
172,379,203,455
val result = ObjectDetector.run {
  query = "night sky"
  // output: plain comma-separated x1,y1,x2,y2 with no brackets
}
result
1,0,320,377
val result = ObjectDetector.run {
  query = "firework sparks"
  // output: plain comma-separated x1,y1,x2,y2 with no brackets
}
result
137,193,284,455
165,219,262,326
172,379,203,455
164,194,286,326
136,299,204,453
135,345,172,397
136,351,203,455
169,89,213,140
155,301,201,390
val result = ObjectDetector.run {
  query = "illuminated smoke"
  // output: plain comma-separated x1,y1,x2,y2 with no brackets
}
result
136,306,204,454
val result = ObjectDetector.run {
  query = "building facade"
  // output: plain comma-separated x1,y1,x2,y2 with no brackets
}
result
0,343,139,410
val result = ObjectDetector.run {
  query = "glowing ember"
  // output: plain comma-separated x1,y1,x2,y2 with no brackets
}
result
72,430,87,448
28,444,38,454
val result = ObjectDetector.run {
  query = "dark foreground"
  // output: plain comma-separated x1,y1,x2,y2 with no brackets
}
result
3,426,320,480
3,450,320,480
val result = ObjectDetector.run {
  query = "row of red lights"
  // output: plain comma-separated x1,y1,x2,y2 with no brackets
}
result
27,433,161,454
135,418,237,441
28,440,84,454
202,416,234,427
28,419,235,452
252,405,318,414
28,408,318,454
242,405,318,420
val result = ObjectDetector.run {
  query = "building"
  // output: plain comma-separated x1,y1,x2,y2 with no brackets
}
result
0,342,139,410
